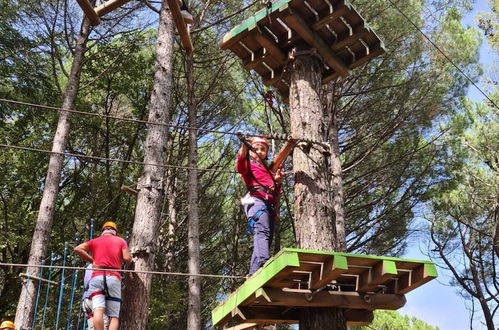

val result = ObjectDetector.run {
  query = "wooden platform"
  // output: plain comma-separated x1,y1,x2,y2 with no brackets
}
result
211,248,437,328
220,0,385,100
75,0,193,53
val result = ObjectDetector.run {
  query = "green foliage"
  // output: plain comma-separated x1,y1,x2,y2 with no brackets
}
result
353,310,439,330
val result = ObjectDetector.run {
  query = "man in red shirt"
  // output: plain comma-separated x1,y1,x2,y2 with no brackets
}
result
74,221,132,330
236,134,296,275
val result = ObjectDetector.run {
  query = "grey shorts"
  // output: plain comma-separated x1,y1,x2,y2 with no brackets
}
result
89,275,122,318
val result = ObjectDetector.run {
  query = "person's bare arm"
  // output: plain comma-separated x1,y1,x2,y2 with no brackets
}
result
74,242,94,264
271,139,297,172
122,247,132,265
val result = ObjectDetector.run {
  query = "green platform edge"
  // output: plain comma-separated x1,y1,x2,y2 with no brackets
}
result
220,0,385,51
211,248,437,326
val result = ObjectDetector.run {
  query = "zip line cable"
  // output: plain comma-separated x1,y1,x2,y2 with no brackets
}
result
0,262,245,279
386,0,499,110
0,143,237,174
0,97,327,146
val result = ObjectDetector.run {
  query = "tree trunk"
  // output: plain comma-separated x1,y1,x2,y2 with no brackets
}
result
120,3,174,328
14,18,90,329
324,83,347,251
289,53,346,330
186,52,201,329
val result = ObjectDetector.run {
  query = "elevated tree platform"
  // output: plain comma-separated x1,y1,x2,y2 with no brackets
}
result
212,248,437,328
75,0,193,53
220,0,385,101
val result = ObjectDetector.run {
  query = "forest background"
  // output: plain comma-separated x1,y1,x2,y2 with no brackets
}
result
0,0,497,329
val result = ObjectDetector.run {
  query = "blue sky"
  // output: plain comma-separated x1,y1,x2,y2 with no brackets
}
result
399,1,495,329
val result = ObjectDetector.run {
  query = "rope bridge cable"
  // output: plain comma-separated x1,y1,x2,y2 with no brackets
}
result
0,143,237,174
0,98,329,147
0,262,246,279
386,0,499,110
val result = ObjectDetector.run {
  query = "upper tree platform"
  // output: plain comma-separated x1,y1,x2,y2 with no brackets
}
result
220,0,385,101
75,0,193,53
211,248,437,329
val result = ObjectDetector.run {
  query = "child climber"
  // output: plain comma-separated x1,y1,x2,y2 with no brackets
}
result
236,133,296,276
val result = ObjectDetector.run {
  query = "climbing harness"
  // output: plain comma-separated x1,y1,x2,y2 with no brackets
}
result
89,268,122,304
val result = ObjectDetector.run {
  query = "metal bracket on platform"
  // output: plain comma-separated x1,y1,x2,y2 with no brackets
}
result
345,45,356,62
323,0,334,14
239,41,255,62
305,284,331,302
304,1,319,21
359,38,370,55
339,16,353,36
277,18,292,40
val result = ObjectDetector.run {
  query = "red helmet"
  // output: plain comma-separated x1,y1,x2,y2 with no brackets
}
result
251,136,269,150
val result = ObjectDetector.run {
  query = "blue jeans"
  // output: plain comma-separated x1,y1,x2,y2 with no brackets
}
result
245,198,274,275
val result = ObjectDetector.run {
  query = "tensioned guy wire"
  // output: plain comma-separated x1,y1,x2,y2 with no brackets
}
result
386,0,499,110
0,97,326,146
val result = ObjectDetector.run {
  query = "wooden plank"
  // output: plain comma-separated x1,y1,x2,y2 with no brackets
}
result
211,251,301,326
281,6,350,77
252,288,406,310
397,263,438,294
94,0,132,16
166,0,193,54
310,255,348,289
236,306,299,324
220,0,292,49
358,260,398,292
75,0,101,25
345,309,374,326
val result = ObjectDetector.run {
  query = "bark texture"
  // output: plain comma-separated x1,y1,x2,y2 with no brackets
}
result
324,83,347,251
15,18,90,329
289,54,346,330
186,52,201,329
120,3,175,328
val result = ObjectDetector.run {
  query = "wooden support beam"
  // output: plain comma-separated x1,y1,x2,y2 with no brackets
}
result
310,255,348,289
236,306,299,324
348,45,384,67
358,260,398,292
252,288,406,310
397,263,438,294
322,71,339,84
262,68,285,87
243,49,267,70
345,309,374,326
19,273,58,286
331,27,370,52
94,0,133,16
75,0,101,26
253,29,287,64
311,4,351,31
121,185,138,196
224,323,258,330
281,6,350,77
166,0,193,54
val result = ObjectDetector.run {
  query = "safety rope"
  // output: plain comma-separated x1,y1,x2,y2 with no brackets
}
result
0,262,246,279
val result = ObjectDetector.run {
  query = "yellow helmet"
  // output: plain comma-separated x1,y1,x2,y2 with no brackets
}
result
0,320,15,329
102,221,118,232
